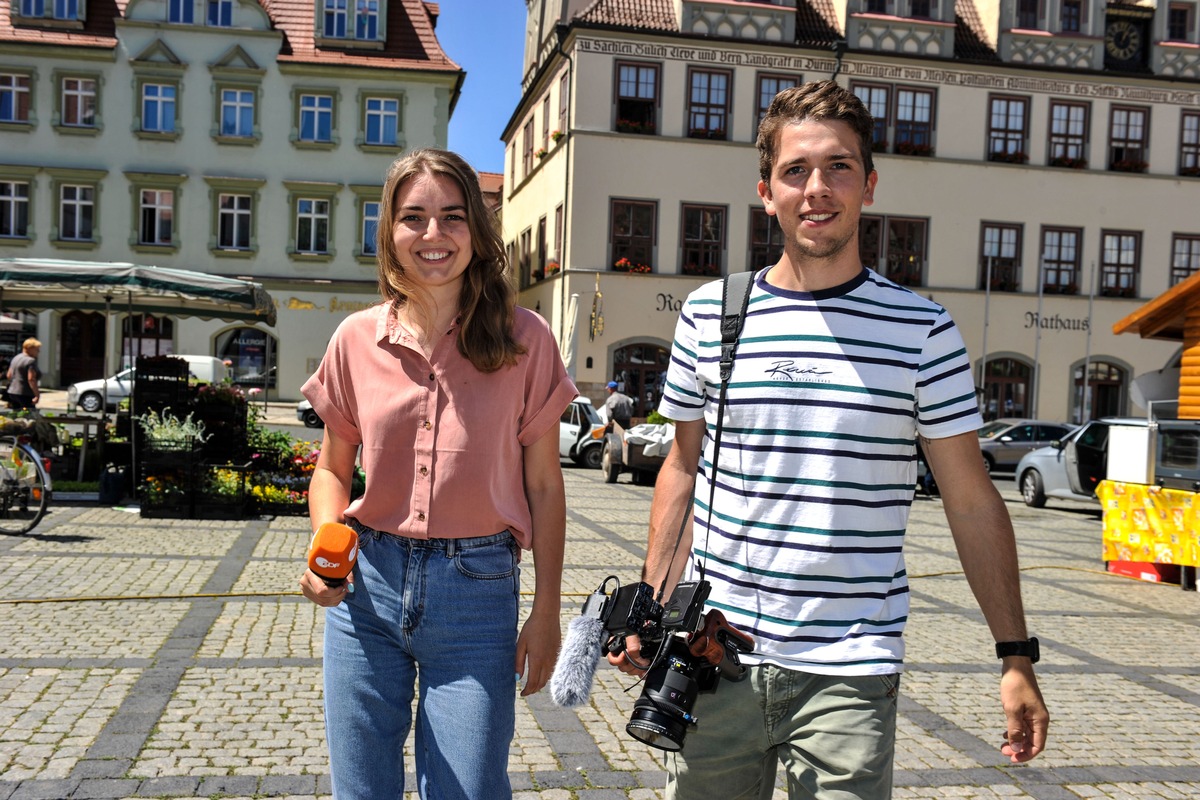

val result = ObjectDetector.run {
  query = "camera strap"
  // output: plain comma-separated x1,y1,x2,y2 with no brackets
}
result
680,269,756,589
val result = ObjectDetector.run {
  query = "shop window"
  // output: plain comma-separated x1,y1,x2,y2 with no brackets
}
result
215,326,278,389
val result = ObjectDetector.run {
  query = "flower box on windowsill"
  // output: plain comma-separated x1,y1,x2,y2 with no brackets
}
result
989,150,1029,164
1109,159,1148,173
1049,156,1088,169
535,148,548,160
550,130,565,143
1101,287,1136,299
895,142,934,157
871,140,889,153
682,264,721,277
687,128,726,140
613,258,651,274
615,120,655,135
1180,166,1200,178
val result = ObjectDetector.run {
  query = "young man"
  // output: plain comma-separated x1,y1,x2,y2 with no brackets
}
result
611,81,1048,798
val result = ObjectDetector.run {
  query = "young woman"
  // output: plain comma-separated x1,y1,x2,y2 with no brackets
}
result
299,148,575,799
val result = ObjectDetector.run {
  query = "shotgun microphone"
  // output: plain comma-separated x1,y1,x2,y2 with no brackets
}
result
307,522,359,587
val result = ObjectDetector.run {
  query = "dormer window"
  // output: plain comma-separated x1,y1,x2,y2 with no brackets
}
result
319,0,381,42
18,0,84,22
1017,0,1038,29
207,0,232,26
168,0,194,24
1062,0,1082,33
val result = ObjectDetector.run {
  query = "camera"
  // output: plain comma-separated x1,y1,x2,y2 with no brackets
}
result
587,577,754,751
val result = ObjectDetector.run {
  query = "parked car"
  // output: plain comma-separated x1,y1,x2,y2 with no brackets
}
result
560,397,605,468
67,355,229,413
978,418,1074,472
296,398,323,428
1014,417,1149,508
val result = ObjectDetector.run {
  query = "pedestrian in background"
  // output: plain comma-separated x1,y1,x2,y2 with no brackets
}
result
6,338,42,411
604,380,634,429
299,148,576,799
612,81,1048,798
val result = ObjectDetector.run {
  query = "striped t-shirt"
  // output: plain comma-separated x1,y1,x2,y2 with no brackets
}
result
659,267,982,676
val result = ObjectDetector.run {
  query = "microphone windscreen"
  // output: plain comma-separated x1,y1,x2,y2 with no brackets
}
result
307,522,359,584
550,613,605,707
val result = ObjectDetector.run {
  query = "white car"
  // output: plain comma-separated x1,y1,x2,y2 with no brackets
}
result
296,398,323,428
560,397,605,468
67,356,230,413
1014,417,1147,508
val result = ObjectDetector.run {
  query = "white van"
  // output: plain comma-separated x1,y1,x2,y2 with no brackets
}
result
67,355,230,413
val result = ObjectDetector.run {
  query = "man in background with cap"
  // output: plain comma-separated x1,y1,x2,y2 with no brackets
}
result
604,380,634,430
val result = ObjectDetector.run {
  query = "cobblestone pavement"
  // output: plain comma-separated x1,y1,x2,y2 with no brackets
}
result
2,465,1199,799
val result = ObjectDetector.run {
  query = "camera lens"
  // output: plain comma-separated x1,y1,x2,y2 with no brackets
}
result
626,637,700,751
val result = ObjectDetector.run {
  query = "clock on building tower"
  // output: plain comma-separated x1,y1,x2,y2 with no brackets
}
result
1104,13,1149,71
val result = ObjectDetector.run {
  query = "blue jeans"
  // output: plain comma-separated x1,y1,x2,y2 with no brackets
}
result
323,525,520,800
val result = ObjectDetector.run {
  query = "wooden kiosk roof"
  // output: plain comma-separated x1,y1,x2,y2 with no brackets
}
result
1113,269,1200,343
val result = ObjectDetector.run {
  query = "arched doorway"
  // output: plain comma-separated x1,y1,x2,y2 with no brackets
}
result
1072,360,1127,424
612,342,670,418
121,314,175,368
215,326,278,389
59,310,107,386
980,357,1031,421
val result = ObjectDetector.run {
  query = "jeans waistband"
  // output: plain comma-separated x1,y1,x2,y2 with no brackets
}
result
347,519,511,556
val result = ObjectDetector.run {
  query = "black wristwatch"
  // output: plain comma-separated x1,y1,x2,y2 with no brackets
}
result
995,637,1040,663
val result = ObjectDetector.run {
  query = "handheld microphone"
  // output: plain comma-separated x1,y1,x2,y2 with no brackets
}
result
307,522,359,588
549,589,608,708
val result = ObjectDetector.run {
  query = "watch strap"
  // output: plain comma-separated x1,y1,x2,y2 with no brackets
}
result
995,637,1039,663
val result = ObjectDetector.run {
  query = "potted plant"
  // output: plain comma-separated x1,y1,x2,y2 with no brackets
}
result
1180,165,1200,177
990,150,1029,164
535,147,548,160
545,261,561,277
1110,158,1148,173
613,257,651,274
1050,155,1088,169
550,129,565,143
896,141,934,157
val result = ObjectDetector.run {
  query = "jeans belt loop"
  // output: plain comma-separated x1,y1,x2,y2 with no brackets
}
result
446,538,457,558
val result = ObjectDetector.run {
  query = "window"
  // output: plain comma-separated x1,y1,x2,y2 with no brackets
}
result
681,204,725,277
911,0,932,19
361,201,379,256
220,88,254,137
60,77,96,128
615,62,658,135
1168,3,1194,41
321,0,379,40
687,68,730,140
1017,0,1038,28
1109,106,1149,172
749,207,784,270
860,215,928,287
756,74,798,132
1040,227,1082,293
979,223,1022,292
553,203,563,265
541,95,550,150
1100,230,1140,297
519,227,532,285
1048,100,1089,167
297,92,335,144
610,199,656,271
522,118,534,176
987,95,1029,162
895,87,934,156
207,0,232,26
139,189,174,246
852,83,890,150
1180,111,1199,176
558,72,569,135
20,0,81,19
168,0,193,24
363,96,399,146
296,198,330,254
1171,235,1200,285
60,184,94,241
216,193,251,250
141,83,176,133
215,327,278,389
537,216,548,275
0,73,32,125
865,0,886,13
1061,0,1081,32
0,182,30,239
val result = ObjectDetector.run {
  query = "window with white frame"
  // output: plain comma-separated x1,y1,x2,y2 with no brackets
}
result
686,68,730,140
979,223,1022,292
558,72,569,136
364,97,398,146
615,62,658,135
852,83,889,151
208,0,232,26
297,198,330,254
680,204,725,276
298,93,334,143
141,83,176,133
1100,230,1140,297
139,189,174,246
1049,100,1089,167
168,0,193,24
220,88,254,137
1179,111,1199,176
61,77,96,128
217,193,252,250
321,0,380,40
987,95,1029,162
1168,3,1194,41
756,73,798,131
356,0,379,39
749,207,784,271
1061,0,1082,32
60,184,94,241
0,73,32,125
361,200,379,256
1040,227,1082,293
0,181,30,239
1108,106,1149,172
852,83,936,156
19,0,81,20
1171,234,1200,285
860,215,928,286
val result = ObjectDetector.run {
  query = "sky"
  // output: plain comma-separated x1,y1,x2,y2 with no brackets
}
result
435,1,528,174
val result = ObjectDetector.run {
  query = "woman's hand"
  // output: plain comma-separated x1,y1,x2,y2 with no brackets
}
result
298,568,353,607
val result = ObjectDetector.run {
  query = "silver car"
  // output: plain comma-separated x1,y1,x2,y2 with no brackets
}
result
1014,417,1149,508
978,418,1074,472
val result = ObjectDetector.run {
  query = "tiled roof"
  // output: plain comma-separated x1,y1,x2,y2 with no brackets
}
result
576,0,678,32
954,0,999,62
262,0,461,72
796,0,841,48
0,0,124,48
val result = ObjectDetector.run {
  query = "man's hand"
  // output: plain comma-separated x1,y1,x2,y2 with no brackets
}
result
999,661,1049,763
607,633,652,676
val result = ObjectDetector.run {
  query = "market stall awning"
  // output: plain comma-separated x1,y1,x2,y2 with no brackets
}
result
0,258,276,326
1112,268,1200,342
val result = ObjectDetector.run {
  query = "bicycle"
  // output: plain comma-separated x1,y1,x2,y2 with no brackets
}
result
0,434,51,534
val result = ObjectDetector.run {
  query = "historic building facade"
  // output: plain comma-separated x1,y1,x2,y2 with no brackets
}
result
503,0,1199,424
0,0,461,395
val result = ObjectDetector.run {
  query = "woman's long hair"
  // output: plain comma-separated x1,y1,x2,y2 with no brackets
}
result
376,148,524,372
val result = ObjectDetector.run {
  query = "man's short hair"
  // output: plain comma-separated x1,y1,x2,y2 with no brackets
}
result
756,80,876,183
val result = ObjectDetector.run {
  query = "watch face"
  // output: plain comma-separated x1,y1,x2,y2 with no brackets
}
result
1106,19,1141,62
